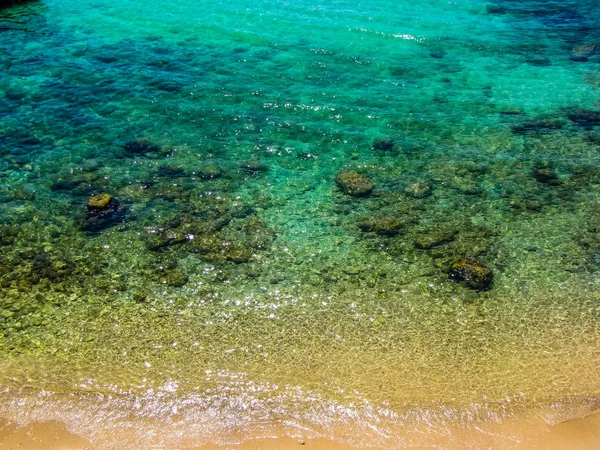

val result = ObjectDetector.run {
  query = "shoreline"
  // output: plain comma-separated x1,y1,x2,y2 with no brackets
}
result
1,410,600,450
1,387,600,449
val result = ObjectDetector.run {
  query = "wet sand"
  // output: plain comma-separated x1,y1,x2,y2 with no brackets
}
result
1,411,600,450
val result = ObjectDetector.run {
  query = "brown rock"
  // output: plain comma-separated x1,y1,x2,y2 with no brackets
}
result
335,171,374,197
87,193,114,213
358,217,404,236
448,258,493,291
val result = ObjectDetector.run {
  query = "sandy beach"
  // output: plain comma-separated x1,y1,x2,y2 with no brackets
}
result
1,408,600,449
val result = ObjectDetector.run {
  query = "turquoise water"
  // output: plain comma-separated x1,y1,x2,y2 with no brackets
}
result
1,0,600,447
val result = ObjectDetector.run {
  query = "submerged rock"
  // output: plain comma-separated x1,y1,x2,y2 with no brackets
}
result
449,177,481,195
429,50,446,59
372,138,395,151
568,110,600,130
186,234,254,264
82,193,124,232
87,193,118,216
584,132,600,145
508,197,543,212
414,229,457,249
571,43,595,61
148,230,189,251
525,57,551,67
123,139,161,156
133,290,149,303
0,227,16,246
225,244,253,264
357,217,404,236
197,164,223,180
448,258,493,291
499,107,525,116
240,158,268,175
532,165,560,185
486,5,506,14
30,253,75,284
511,119,564,134
153,268,188,287
405,183,432,198
570,55,589,63
335,171,374,196
156,165,185,177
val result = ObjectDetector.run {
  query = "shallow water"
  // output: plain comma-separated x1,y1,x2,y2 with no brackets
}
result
1,0,600,447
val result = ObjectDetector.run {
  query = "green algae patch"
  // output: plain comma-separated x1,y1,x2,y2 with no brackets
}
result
87,194,114,212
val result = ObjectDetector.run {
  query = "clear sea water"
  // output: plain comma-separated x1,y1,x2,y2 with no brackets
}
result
1,0,600,447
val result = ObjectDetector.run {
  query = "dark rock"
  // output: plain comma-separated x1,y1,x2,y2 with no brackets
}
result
156,165,186,177
241,217,275,250
188,234,254,265
186,233,221,254
213,217,231,230
570,55,589,63
0,0,36,10
372,138,395,151
30,253,75,284
123,139,161,156
154,269,188,287
508,197,543,212
532,165,560,185
486,5,506,14
526,57,551,67
335,171,374,197
87,193,118,217
0,227,16,246
448,258,493,290
50,171,101,196
584,132,600,144
148,230,189,251
226,245,253,264
415,230,458,249
133,291,148,303
570,165,600,186
538,8,583,28
230,204,254,218
511,119,564,134
93,54,120,64
429,50,446,59
568,110,600,130
5,88,28,101
499,109,525,116
50,179,78,192
152,81,180,92
82,193,125,232
358,217,404,236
